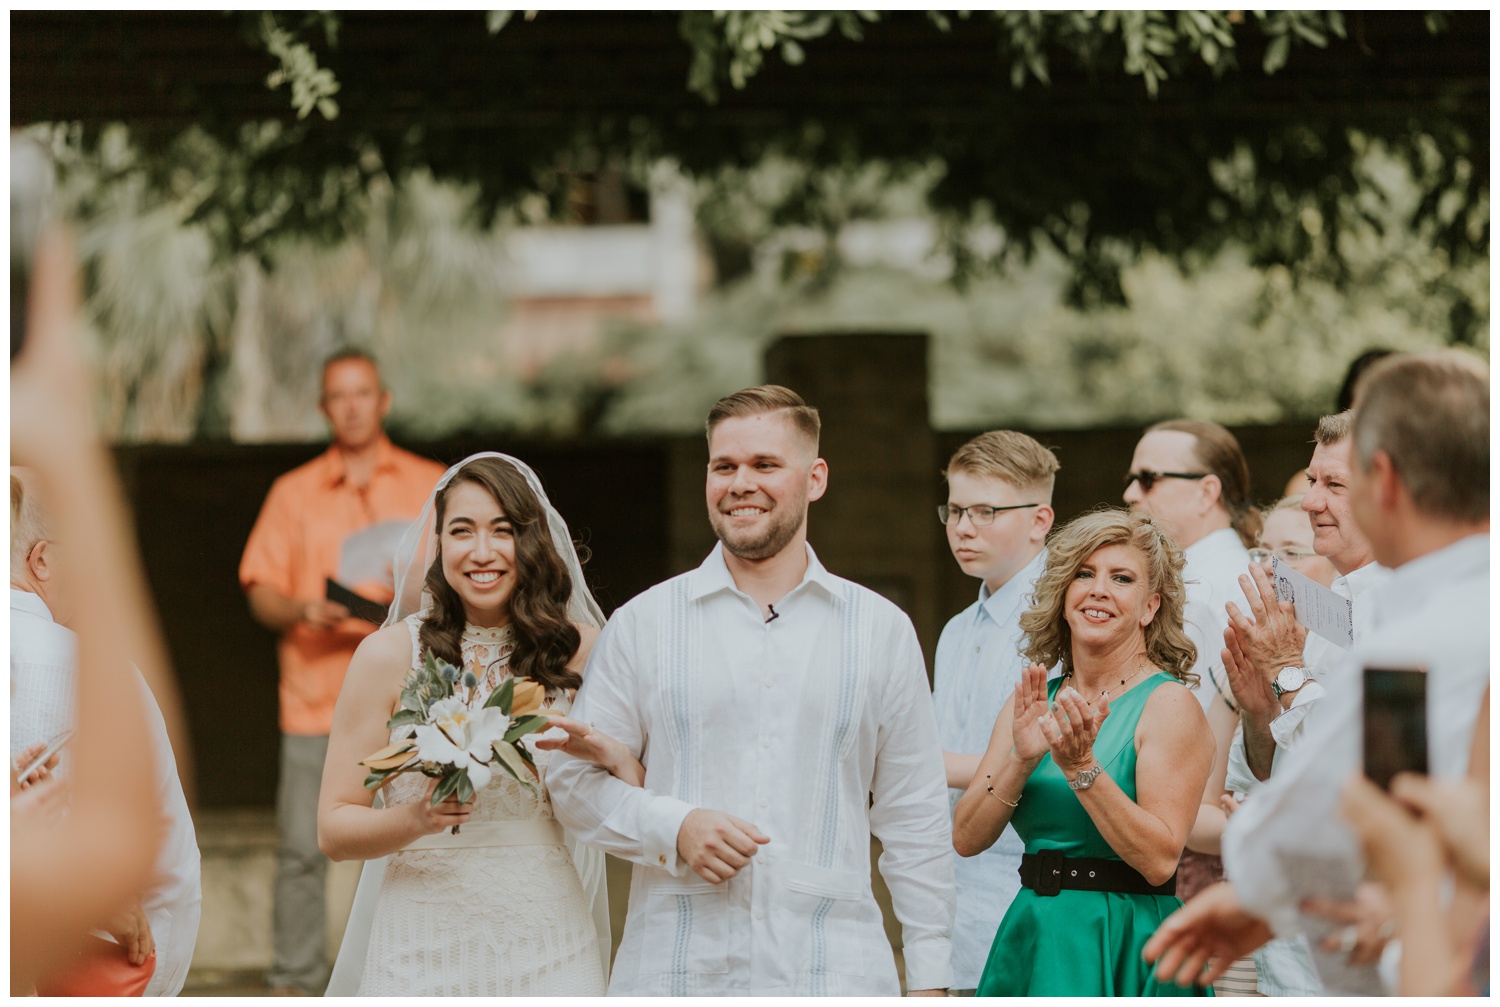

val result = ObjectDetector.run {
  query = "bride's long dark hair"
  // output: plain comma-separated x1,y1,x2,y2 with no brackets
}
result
418,457,582,693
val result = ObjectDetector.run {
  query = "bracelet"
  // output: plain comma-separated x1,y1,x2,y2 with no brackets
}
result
984,775,1021,808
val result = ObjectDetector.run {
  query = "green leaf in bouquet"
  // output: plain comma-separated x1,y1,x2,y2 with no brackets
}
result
386,708,423,730
503,714,550,743
514,743,537,772
399,688,425,713
454,769,476,805
483,676,516,714
363,770,394,790
491,739,537,790
430,769,463,806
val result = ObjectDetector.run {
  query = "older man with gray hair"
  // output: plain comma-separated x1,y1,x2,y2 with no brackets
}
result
11,468,202,996
1143,350,1489,995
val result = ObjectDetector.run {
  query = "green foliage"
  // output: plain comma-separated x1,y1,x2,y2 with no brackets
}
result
259,11,342,120
678,11,879,102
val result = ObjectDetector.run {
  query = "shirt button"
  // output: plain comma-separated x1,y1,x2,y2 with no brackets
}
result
759,798,768,808
760,736,771,748
754,908,765,920
975,646,981,653
658,855,666,865
764,678,773,689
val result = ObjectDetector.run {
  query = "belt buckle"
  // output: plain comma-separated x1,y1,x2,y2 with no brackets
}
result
1034,849,1063,897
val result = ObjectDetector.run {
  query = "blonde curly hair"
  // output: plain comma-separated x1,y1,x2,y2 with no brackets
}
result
1019,508,1198,686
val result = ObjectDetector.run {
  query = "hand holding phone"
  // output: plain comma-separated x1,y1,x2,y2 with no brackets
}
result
14,728,74,785
1362,666,1428,790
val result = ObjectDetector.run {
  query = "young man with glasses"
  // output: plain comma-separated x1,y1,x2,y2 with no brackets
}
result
931,431,1057,995
1122,419,1257,712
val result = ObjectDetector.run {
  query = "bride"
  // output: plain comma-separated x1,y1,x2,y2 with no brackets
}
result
317,453,643,996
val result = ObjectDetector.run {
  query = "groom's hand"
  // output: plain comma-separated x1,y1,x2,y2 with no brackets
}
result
676,809,769,884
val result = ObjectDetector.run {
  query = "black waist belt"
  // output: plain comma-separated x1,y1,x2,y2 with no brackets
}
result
1019,849,1176,897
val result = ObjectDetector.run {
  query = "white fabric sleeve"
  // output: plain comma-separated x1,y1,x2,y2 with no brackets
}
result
1223,723,1258,795
1268,681,1327,748
867,620,954,991
547,613,698,875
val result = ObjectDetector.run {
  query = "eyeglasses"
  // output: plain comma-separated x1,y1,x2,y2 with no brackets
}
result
937,503,1041,527
1249,545,1319,565
1123,470,1208,493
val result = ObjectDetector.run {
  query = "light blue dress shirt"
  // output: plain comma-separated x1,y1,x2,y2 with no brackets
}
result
930,549,1053,989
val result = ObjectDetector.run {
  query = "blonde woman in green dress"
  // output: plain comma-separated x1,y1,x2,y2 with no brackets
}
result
954,509,1216,996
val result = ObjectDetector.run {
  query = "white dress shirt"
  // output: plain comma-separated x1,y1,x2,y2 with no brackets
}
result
1181,528,1253,711
549,544,955,995
930,549,1049,989
1223,535,1489,942
10,589,203,997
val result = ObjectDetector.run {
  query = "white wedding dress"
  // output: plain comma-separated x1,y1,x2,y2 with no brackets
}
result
350,617,606,996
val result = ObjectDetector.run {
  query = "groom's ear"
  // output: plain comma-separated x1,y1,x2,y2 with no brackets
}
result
806,457,828,503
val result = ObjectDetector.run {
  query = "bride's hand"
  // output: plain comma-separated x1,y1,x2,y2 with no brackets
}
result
535,716,645,788
1010,664,1052,765
407,776,475,836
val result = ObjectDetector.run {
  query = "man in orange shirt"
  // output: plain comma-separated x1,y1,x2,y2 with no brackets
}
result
240,350,444,995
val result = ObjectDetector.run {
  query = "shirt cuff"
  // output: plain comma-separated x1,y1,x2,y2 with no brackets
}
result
1269,682,1326,748
901,939,952,992
639,794,697,876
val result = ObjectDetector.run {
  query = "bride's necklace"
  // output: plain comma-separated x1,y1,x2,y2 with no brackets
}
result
1064,661,1152,706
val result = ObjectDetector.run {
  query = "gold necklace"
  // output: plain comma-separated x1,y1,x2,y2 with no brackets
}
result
1064,661,1152,706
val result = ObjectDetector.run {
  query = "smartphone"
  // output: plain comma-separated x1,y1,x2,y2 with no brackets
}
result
1362,666,1428,790
15,728,74,782
11,134,58,360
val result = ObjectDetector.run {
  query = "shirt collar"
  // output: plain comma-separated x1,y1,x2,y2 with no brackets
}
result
977,548,1047,624
11,587,55,623
1368,533,1488,629
322,434,397,488
688,541,842,603
1186,526,1248,565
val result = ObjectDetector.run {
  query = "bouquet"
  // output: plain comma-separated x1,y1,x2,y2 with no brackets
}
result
359,649,555,832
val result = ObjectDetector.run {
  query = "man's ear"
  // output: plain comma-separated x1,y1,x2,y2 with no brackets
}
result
27,540,52,583
1198,474,1224,515
1370,450,1402,512
378,388,393,422
806,457,829,503
1031,504,1055,544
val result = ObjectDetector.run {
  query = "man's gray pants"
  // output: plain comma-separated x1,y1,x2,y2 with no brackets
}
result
268,733,330,993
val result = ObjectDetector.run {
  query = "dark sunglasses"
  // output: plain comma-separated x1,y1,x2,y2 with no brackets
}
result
1124,470,1208,493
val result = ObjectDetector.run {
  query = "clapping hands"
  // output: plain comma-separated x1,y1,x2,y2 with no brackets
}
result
1011,664,1109,775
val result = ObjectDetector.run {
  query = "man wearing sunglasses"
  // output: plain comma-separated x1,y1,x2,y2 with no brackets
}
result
1122,419,1258,711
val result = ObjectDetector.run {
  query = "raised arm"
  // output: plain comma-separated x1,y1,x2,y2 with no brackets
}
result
952,663,1049,857
1051,682,1214,885
317,626,473,861
10,227,171,989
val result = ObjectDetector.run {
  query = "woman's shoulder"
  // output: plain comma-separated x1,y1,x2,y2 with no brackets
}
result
353,623,417,668
1139,675,1210,733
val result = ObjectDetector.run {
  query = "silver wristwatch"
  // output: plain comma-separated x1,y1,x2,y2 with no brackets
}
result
1272,666,1309,697
1068,764,1104,791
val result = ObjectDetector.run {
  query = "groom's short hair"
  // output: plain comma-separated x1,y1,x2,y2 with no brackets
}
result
706,385,821,451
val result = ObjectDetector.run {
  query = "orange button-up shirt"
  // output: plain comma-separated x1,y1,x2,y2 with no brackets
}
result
239,436,445,735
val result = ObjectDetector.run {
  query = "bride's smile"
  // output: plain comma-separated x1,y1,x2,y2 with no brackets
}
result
440,481,517,626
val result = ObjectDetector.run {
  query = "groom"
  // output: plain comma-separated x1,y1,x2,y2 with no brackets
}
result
550,386,953,996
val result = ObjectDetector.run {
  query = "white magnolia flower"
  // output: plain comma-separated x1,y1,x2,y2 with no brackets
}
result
413,701,511,790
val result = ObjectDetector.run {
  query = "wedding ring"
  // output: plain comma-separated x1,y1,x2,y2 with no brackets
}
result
1336,924,1358,954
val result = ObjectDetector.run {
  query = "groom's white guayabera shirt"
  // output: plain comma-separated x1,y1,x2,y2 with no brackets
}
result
550,543,955,995
10,589,202,997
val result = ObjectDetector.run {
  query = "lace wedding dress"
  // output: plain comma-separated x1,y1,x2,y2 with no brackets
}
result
354,617,606,996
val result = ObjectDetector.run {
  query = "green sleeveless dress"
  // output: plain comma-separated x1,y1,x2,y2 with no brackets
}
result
975,673,1210,997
